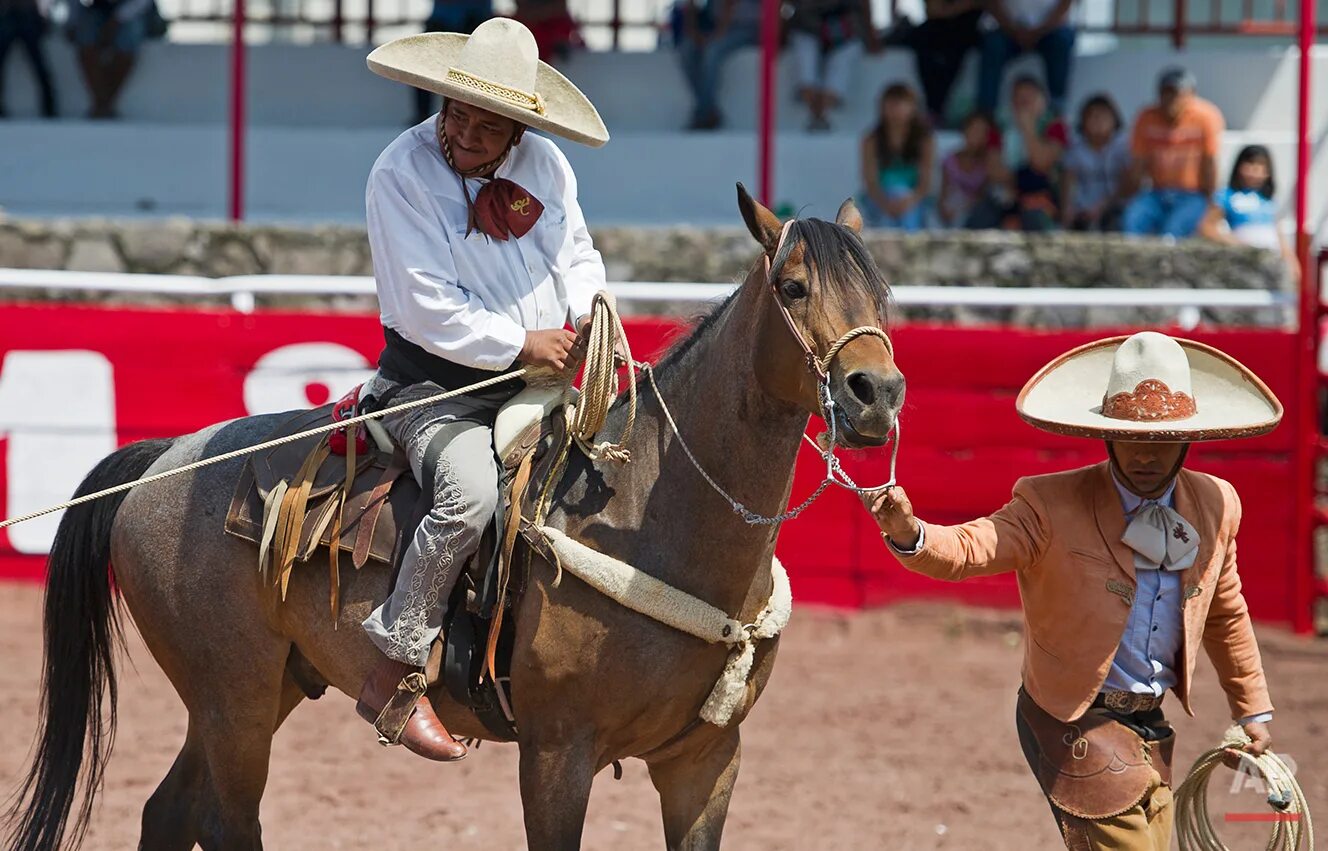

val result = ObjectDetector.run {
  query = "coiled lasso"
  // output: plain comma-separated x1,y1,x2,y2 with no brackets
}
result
1175,725,1313,850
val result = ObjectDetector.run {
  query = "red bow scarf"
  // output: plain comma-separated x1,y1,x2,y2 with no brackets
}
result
437,112,545,241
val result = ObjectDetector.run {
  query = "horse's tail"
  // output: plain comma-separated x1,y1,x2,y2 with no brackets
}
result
4,438,176,851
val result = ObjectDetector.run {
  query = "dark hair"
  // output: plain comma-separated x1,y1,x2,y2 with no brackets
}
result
1010,73,1046,95
1076,93,1123,137
960,109,994,133
871,82,929,169
1229,145,1275,199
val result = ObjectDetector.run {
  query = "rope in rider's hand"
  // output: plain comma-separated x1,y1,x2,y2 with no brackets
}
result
1175,725,1313,850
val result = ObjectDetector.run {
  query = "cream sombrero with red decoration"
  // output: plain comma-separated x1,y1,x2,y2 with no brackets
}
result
367,18,608,148
1016,331,1283,442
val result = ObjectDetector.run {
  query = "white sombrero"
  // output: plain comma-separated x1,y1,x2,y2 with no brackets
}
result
1016,331,1283,442
367,18,609,148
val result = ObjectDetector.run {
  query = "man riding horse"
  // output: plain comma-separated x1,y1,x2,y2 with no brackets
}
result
355,17,609,762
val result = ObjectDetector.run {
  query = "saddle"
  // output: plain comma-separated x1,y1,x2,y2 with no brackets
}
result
223,381,576,738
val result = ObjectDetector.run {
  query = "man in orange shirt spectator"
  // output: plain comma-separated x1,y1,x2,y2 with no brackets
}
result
1121,68,1225,238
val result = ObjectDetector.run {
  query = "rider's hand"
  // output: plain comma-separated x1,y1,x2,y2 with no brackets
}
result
519,328,579,371
861,486,921,551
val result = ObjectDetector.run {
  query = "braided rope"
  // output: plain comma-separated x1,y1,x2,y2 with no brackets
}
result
1175,726,1313,850
0,368,528,531
818,325,892,375
445,68,547,115
568,293,637,464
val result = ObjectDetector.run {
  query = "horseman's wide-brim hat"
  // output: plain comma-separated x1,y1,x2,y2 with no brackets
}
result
1016,332,1282,442
367,18,609,148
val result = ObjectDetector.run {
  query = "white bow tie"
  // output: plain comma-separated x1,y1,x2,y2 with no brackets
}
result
1121,502,1199,571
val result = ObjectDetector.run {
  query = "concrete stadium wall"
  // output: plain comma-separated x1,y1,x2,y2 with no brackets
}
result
0,216,1295,327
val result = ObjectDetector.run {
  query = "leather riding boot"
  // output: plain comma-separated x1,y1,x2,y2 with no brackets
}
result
355,656,467,762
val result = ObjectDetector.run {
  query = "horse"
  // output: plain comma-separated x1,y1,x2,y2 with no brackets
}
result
6,186,905,851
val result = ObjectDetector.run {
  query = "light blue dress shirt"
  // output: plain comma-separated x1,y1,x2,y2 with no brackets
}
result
1104,473,1271,725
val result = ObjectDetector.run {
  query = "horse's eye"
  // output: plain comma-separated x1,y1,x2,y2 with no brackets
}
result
781,280,807,301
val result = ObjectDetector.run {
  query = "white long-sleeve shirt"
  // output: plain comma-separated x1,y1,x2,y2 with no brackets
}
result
366,118,606,372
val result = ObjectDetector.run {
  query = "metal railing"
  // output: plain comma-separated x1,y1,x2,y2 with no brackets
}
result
158,0,1328,48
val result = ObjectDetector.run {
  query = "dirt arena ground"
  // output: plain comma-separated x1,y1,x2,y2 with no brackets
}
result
1,581,1324,850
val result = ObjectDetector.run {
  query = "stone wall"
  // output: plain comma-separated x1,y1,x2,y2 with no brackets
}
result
0,216,1295,326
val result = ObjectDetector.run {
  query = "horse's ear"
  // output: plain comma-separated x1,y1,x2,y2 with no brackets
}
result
836,198,863,234
736,182,782,253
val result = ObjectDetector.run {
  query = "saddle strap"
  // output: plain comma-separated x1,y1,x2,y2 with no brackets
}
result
485,449,536,681
353,457,407,570
275,438,332,600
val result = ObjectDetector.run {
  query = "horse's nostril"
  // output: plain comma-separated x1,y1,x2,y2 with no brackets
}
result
847,372,877,406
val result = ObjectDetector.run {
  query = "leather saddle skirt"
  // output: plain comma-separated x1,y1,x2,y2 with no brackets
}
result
223,383,574,585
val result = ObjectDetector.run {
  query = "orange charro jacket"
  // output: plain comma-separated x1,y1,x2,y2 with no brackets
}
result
890,462,1272,723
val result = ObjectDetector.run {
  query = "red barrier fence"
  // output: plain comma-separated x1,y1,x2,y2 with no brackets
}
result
0,303,1308,627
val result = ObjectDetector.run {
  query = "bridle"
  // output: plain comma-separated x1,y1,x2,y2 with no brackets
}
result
637,219,903,526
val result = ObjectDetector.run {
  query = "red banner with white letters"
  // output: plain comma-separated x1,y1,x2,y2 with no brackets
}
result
0,303,1303,625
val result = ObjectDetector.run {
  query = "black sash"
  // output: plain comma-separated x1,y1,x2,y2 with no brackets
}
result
376,325,524,405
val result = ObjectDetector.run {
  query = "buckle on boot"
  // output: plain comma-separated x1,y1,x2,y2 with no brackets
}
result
373,671,429,747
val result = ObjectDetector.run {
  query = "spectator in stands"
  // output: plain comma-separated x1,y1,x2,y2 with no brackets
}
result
977,0,1074,117
788,0,878,131
970,73,1066,231
675,0,761,130
414,0,492,124
901,0,985,128
514,0,581,62
938,110,992,227
858,82,934,230
1060,93,1129,231
1200,144,1300,282
1121,67,1225,239
69,0,150,119
0,0,57,118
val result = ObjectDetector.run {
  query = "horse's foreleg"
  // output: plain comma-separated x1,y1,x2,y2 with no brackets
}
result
646,730,741,851
518,739,597,851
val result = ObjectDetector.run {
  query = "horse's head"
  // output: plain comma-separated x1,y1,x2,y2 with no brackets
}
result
737,184,904,448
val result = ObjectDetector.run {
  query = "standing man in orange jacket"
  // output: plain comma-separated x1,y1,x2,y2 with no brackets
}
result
864,331,1283,850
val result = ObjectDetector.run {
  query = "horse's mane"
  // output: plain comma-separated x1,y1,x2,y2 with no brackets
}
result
647,217,891,384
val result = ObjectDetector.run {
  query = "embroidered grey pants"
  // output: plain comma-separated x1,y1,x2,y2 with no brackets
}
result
360,374,504,667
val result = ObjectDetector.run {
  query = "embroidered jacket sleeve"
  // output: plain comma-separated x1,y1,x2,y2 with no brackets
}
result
551,145,605,326
366,165,528,370
1202,481,1274,721
889,477,1050,581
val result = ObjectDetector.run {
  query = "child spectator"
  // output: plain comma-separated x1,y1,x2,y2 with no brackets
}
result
939,110,992,227
0,0,58,118
1200,144,1300,281
971,74,1067,231
675,0,762,131
1122,67,1225,238
788,0,878,131
858,83,934,230
1060,93,1129,231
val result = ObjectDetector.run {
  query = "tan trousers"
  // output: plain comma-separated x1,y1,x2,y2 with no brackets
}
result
1050,769,1174,851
